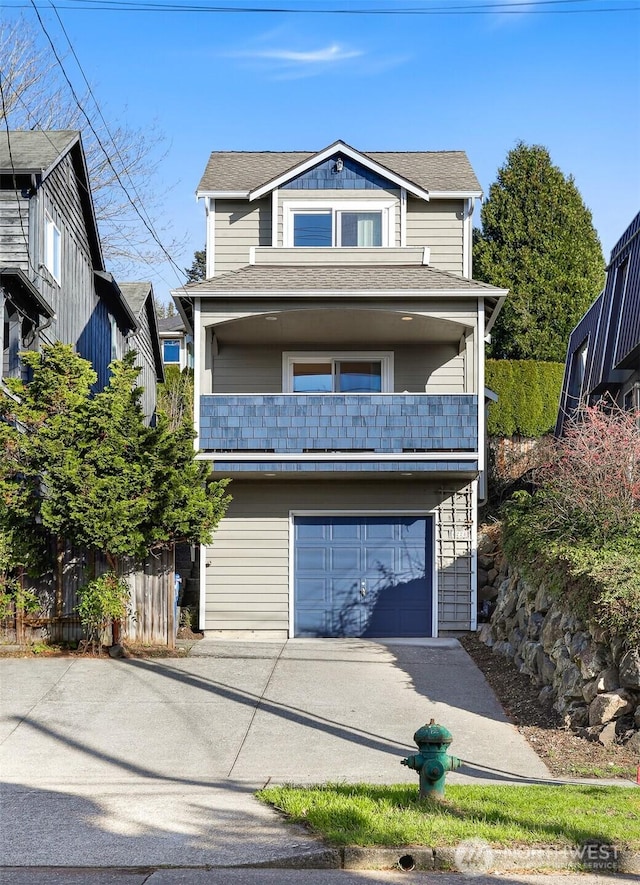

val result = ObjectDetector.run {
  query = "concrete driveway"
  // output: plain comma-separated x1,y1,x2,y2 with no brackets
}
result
0,638,549,868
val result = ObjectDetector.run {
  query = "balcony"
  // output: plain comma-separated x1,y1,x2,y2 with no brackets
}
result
199,394,478,454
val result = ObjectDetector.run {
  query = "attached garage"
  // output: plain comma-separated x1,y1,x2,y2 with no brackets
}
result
203,480,474,638
293,514,434,638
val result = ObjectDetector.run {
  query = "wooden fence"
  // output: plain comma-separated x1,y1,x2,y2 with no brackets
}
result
1,546,176,647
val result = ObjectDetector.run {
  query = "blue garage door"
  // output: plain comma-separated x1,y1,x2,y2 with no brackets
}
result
294,515,433,638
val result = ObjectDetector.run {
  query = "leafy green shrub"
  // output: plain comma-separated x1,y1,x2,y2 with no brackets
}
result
76,572,131,652
486,360,565,437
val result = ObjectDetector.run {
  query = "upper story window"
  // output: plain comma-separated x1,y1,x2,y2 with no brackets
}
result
109,315,121,362
284,200,394,248
44,214,61,283
163,338,181,364
283,352,393,393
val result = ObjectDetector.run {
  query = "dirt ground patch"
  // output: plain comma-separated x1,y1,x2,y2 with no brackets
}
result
459,633,638,781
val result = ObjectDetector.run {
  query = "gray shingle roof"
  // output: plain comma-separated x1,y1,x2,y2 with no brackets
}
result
197,149,481,195
0,130,79,175
157,314,186,333
119,282,152,317
180,264,502,294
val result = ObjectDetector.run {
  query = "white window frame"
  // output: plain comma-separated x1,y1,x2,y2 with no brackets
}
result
282,351,394,393
162,338,182,365
282,199,396,248
44,213,61,283
109,315,121,362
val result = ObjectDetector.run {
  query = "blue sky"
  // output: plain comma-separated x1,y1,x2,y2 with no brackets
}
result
4,0,640,304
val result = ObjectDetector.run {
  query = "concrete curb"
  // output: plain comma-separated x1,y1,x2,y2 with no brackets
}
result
242,844,640,873
341,845,640,874
3,846,636,875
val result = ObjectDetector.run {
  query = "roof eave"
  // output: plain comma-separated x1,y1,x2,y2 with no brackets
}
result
247,140,431,203
94,271,139,330
0,267,55,318
196,190,249,200
41,131,81,182
172,286,508,299
428,190,483,200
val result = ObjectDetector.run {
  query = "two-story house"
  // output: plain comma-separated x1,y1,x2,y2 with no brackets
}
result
173,141,507,639
0,130,162,415
557,211,640,434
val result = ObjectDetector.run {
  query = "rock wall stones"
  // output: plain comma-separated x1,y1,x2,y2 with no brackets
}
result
477,527,640,749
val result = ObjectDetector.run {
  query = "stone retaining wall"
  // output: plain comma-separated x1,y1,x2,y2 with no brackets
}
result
477,527,640,752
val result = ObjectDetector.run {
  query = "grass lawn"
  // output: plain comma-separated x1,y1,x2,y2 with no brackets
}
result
258,784,640,848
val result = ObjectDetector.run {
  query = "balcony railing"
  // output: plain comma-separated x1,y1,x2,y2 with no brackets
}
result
199,394,477,453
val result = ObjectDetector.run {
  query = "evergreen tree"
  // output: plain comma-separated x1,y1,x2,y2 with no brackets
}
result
185,247,207,283
474,143,605,362
0,344,230,633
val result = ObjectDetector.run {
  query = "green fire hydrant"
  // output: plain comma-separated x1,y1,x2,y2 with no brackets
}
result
401,719,461,798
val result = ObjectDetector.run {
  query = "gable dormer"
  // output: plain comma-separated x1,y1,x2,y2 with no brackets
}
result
197,141,480,278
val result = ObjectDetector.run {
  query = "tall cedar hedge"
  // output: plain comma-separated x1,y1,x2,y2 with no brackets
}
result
486,359,565,437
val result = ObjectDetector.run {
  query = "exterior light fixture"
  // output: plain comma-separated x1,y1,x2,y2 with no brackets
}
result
401,316,413,321
334,158,344,173
265,315,278,321
264,472,277,477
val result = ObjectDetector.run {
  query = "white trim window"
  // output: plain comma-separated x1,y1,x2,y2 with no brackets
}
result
283,200,395,248
109,315,121,362
44,214,61,283
162,338,181,365
283,351,394,393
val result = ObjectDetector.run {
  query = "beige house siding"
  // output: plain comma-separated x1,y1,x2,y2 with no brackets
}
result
406,198,464,275
204,480,475,635
214,198,272,274
199,300,478,396
210,341,466,394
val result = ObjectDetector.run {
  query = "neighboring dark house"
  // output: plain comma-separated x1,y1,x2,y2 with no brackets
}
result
557,211,640,434
0,130,162,415
119,282,165,421
157,314,193,371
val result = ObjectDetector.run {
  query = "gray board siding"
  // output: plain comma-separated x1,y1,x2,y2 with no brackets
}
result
406,197,464,274
204,480,474,634
35,153,96,350
215,198,271,275
609,211,640,369
0,192,30,270
130,311,158,422
198,150,481,194
556,295,602,434
210,341,465,394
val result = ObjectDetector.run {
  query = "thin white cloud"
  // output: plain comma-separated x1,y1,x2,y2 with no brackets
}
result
231,43,363,64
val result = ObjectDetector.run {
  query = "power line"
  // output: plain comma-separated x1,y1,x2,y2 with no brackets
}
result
0,67,183,294
48,3,184,285
4,0,638,13
0,76,41,283
28,0,190,292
